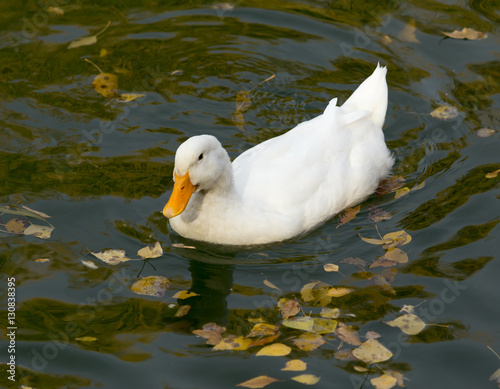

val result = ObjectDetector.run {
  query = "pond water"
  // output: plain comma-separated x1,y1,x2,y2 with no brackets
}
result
1,1,499,388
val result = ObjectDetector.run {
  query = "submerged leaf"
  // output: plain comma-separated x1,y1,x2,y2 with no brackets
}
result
352,339,393,364
341,257,367,266
442,27,487,40
430,106,459,120
173,290,199,299
368,207,392,223
376,176,405,195
398,19,419,43
320,307,341,319
256,343,291,357
117,93,145,102
394,187,410,199
192,322,226,345
237,376,280,388
385,313,426,335
327,287,354,297
131,276,169,297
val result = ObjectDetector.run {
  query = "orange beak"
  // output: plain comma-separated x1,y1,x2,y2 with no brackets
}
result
163,171,196,218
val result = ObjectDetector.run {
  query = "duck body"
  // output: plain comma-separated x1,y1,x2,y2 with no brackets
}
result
164,64,393,245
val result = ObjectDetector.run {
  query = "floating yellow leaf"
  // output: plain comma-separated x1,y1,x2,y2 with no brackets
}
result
430,106,459,120
335,322,362,346
442,27,487,40
352,339,393,364
263,278,281,291
358,234,391,245
353,365,369,372
370,374,398,389
282,359,307,371
278,298,300,319
486,169,500,179
283,317,315,332
34,258,50,263
214,336,252,351
323,263,339,272
338,204,360,227
117,93,146,103
385,313,426,335
137,241,163,259
81,260,98,269
173,290,199,299
300,280,331,306
92,73,118,98
192,322,225,345
236,376,280,388
327,287,354,297
256,343,291,357
320,307,341,319
382,230,412,248
291,332,325,351
68,21,111,49
394,187,410,199
386,371,406,387
384,248,408,264
174,305,191,317
100,48,109,57
131,276,169,297
291,374,321,385
90,248,132,265
247,323,279,338
75,336,97,342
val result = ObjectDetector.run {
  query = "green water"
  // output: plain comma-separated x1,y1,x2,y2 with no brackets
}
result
1,1,499,388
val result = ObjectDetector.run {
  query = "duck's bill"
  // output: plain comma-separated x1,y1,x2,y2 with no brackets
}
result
163,171,196,218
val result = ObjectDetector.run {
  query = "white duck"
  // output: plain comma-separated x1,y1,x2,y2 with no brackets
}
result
163,64,393,245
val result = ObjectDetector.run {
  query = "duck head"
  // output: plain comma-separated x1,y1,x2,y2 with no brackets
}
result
163,135,231,218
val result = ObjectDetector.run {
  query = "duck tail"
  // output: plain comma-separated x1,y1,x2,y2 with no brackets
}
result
340,63,388,130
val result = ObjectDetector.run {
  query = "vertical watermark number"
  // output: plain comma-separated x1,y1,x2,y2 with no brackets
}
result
6,277,16,382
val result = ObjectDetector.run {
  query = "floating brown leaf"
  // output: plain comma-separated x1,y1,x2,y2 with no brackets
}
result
5,217,29,234
338,204,360,227
341,257,367,267
368,275,396,295
192,322,226,345
131,276,169,297
278,298,300,319
368,207,393,223
249,333,279,347
237,376,281,389
336,322,362,346
442,27,487,40
376,176,405,195
365,330,381,340
172,243,196,249
370,258,398,269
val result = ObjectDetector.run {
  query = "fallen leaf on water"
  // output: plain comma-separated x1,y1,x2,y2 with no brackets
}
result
398,19,419,43
311,318,338,334
92,73,118,98
368,207,392,223
236,376,280,389
90,249,132,265
192,322,226,345
334,348,357,361
394,187,410,199
75,336,98,342
131,276,169,297
300,280,331,306
278,298,300,319
327,287,354,297
430,106,459,120
353,365,369,372
381,268,398,283
247,323,279,338
384,248,408,264
282,317,315,332
68,21,111,49
20,205,52,219
338,204,360,227
382,230,412,249
35,258,50,263
173,290,199,299
263,278,281,291
340,257,367,266
381,35,392,44
320,307,341,319
81,260,98,269
336,322,362,346
370,258,398,269
214,335,252,351
352,339,393,364
477,128,495,137
368,275,396,295
5,217,29,234
117,93,145,103
411,181,426,191
370,374,398,389
490,367,500,381
323,263,339,272
100,48,109,57
174,305,191,317
358,234,391,245
376,176,405,195
23,224,54,239
256,343,291,357
486,169,500,179
172,243,196,249
386,371,406,387
291,332,326,351
249,333,280,347
48,6,64,16
442,27,487,40
282,359,307,371
137,241,163,259
385,313,426,335
365,330,381,339
291,374,321,385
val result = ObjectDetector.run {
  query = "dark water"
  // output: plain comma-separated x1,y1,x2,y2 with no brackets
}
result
1,1,499,388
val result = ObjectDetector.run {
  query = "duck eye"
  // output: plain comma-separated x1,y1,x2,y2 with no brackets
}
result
198,153,203,161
